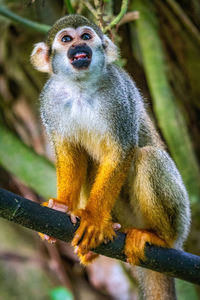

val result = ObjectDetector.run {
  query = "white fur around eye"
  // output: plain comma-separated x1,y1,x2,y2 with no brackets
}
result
103,35,119,64
52,26,102,50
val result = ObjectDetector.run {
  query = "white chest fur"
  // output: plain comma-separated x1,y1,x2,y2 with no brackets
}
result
41,77,108,144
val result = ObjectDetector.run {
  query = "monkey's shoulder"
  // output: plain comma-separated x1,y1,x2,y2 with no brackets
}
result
106,64,141,96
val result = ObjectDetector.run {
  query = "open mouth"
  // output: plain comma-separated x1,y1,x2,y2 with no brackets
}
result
68,45,92,69
71,52,91,62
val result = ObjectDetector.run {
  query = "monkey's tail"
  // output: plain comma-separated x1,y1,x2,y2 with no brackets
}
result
136,267,177,300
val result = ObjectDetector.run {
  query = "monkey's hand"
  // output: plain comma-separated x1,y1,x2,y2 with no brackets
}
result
124,228,168,265
71,209,120,262
39,198,77,243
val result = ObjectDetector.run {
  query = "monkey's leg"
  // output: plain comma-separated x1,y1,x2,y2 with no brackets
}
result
39,140,87,242
124,146,189,265
72,149,133,259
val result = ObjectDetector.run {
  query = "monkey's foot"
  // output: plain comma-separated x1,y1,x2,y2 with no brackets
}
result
39,198,77,243
71,209,121,263
124,228,167,265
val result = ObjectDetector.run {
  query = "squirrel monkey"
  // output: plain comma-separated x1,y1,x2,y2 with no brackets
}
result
31,15,190,299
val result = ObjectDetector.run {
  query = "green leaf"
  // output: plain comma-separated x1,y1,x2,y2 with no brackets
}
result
50,287,74,300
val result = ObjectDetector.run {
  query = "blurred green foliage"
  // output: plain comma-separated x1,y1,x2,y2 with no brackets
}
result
0,0,200,299
50,287,74,300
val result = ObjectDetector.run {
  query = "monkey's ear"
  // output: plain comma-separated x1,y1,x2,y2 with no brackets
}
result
103,35,119,64
30,42,51,73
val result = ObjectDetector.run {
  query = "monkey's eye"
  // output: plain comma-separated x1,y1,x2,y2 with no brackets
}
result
81,33,91,40
61,35,73,43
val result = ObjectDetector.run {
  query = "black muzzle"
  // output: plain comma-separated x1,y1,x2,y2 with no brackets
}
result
67,44,92,69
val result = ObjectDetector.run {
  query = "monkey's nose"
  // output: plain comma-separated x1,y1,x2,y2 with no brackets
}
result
71,42,87,48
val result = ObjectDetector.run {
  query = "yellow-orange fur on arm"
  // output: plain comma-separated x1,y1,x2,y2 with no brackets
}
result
72,145,134,257
54,139,87,211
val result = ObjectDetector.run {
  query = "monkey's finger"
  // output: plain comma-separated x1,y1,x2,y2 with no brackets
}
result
78,226,96,253
71,221,87,247
89,232,100,248
98,231,105,244
112,223,121,231
38,232,57,243
103,227,116,244
126,256,138,265
103,237,110,244
74,246,79,254
70,213,77,224
77,244,89,255
51,200,70,213
44,235,57,244
81,228,104,251
47,198,54,208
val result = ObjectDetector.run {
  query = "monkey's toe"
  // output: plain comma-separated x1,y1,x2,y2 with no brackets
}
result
124,228,167,265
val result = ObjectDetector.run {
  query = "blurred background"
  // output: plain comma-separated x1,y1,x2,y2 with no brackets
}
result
0,0,200,299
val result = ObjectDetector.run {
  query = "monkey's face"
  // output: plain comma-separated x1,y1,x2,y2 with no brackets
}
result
57,28,94,70
51,26,105,78
31,24,118,79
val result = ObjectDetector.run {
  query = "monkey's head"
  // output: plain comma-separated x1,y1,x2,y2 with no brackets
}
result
31,15,118,79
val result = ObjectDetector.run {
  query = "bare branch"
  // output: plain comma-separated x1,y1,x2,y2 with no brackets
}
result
94,0,105,29
116,11,139,28
0,188,199,285
0,5,50,33
104,0,129,33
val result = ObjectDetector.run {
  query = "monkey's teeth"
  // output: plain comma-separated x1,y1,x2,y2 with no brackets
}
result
73,52,89,61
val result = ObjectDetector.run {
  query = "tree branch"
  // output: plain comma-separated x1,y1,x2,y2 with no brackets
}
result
0,5,50,33
0,188,199,285
104,0,129,33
